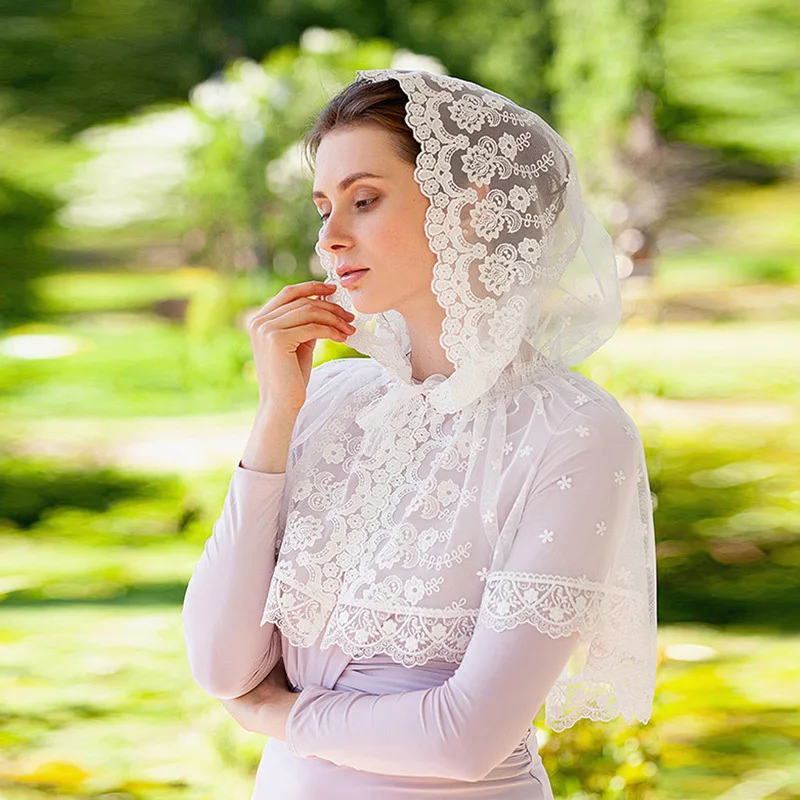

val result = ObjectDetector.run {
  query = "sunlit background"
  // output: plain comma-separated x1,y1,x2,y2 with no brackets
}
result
1,1,798,798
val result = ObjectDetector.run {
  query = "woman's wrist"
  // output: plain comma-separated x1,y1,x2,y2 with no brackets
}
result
262,689,301,741
220,687,297,739
240,405,297,473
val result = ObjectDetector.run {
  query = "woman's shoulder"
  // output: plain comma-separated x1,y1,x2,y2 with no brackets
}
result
529,369,643,446
289,358,385,461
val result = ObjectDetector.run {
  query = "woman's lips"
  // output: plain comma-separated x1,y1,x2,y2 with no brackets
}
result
341,269,369,289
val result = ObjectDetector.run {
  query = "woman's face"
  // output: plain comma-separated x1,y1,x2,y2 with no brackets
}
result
312,122,437,316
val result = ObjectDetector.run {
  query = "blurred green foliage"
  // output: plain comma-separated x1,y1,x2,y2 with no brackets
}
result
2,417,797,629
3,0,798,330
2,298,798,800
1,612,797,797
1,1,799,798
2,311,796,418
0,433,797,795
0,456,186,533
0,177,61,327
7,0,796,167
581,320,800,402
658,0,800,166
548,0,662,192
0,0,554,137
651,428,800,628
182,32,397,282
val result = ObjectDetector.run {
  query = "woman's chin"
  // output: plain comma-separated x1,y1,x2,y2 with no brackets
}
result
349,295,388,317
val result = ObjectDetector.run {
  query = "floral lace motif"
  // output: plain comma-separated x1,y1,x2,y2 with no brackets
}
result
321,600,479,667
262,359,561,660
546,669,655,732
478,570,643,638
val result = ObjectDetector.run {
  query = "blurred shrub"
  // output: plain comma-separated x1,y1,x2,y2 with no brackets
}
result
538,715,661,800
650,427,800,629
658,0,800,167
0,456,190,538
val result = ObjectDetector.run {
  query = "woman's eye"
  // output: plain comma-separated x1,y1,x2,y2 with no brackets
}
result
318,197,377,224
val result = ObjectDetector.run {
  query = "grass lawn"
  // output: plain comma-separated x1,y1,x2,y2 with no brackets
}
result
1,603,798,799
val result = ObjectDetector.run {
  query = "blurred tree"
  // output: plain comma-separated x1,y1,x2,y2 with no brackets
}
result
0,0,552,136
378,0,553,117
0,116,81,329
0,176,58,326
0,0,206,136
657,0,800,169
4,0,797,325
182,32,397,284
2,0,795,170
59,32,402,295
548,0,661,193
548,0,666,277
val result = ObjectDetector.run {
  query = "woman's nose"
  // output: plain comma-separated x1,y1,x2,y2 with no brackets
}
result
318,212,354,253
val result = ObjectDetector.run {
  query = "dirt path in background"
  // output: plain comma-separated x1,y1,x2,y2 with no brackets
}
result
1,399,796,474
0,412,257,474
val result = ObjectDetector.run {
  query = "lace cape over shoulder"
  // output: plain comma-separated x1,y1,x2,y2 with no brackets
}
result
261,357,657,731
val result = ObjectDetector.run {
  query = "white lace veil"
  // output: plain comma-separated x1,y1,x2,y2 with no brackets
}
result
261,69,656,734
317,68,623,414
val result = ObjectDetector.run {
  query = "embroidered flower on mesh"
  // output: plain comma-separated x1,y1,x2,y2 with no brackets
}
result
449,93,489,133
461,137,501,186
470,194,507,241
509,184,531,212
498,132,519,159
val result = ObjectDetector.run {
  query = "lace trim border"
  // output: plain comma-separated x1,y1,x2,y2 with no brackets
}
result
261,571,645,659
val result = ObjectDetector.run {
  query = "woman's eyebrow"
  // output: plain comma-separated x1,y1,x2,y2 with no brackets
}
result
312,172,384,199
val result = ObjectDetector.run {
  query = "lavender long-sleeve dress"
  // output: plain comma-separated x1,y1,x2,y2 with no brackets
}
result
182,360,652,799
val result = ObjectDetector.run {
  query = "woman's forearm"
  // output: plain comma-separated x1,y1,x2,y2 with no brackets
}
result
241,402,299,474
284,625,579,782
182,465,286,698
220,659,301,740
182,407,298,699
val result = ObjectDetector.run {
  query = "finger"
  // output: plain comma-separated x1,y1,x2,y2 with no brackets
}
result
266,322,351,344
260,296,355,324
254,306,356,338
255,281,336,317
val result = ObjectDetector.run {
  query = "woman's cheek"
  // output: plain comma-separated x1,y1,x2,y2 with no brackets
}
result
369,214,400,253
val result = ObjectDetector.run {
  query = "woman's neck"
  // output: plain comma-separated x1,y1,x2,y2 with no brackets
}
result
394,290,455,383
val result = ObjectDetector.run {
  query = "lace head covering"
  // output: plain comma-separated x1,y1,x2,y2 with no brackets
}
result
261,69,657,733
317,68,623,415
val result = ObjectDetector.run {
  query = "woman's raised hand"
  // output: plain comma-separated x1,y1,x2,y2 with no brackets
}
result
247,280,355,412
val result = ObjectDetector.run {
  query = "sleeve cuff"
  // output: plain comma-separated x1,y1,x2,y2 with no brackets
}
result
284,683,329,757
234,461,287,482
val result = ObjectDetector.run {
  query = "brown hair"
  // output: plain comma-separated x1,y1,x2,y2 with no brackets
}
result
303,78,420,170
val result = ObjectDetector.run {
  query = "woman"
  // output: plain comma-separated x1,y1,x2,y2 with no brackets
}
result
182,69,658,799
